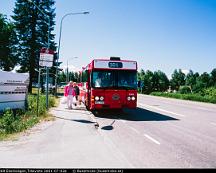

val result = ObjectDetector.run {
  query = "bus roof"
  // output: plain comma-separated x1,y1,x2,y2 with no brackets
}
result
94,59,137,70
84,58,137,71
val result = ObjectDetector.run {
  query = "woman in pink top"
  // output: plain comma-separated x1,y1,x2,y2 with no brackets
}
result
64,81,76,109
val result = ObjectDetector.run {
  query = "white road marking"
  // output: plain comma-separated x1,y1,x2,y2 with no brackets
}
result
211,122,216,126
197,107,213,111
129,127,140,134
138,103,185,117
144,134,160,145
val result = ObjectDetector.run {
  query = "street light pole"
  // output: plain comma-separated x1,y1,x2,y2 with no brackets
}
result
27,0,51,110
54,11,89,96
66,59,68,83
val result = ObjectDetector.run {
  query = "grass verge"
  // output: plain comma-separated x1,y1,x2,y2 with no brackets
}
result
0,95,59,141
150,92,216,104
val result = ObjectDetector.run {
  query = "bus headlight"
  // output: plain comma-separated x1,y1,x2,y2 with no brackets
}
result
95,96,99,101
127,96,131,101
131,96,136,101
100,96,104,101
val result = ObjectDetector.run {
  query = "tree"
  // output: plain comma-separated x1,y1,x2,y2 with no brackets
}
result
170,69,186,91
74,72,79,82
12,0,56,93
210,68,216,87
185,70,198,92
0,14,18,71
153,70,169,92
137,69,145,81
58,71,66,83
194,72,211,92
143,70,154,94
68,71,75,82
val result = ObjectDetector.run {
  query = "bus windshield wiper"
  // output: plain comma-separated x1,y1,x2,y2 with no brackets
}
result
118,86,136,90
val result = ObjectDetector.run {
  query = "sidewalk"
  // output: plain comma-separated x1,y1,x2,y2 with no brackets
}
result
0,98,132,168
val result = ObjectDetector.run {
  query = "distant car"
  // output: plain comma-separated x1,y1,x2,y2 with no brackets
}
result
42,84,55,94
43,83,54,88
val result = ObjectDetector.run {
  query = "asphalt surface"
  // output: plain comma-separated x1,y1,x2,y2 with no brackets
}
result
0,94,216,168
94,94,216,168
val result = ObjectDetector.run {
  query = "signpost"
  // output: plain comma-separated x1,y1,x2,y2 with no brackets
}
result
37,48,54,113
39,48,54,67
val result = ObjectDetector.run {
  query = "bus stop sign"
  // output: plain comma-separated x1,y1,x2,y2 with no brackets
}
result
39,48,54,67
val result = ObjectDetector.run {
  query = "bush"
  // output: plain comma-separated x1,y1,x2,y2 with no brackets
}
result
28,95,56,116
202,87,216,98
0,109,39,134
0,109,24,134
0,109,16,133
0,94,56,136
179,86,191,94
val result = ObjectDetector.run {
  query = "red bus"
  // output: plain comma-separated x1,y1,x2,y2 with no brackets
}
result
79,57,137,110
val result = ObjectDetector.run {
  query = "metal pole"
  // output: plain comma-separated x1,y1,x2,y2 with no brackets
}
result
54,18,63,97
46,18,50,110
37,68,41,116
45,71,48,109
67,59,69,83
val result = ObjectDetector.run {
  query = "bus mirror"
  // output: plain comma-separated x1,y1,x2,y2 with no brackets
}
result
138,81,141,88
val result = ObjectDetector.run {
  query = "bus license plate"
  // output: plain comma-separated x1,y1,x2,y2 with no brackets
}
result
95,101,104,104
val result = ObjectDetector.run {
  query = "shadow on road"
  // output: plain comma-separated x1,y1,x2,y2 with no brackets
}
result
52,108,90,115
53,115,94,124
92,107,179,122
101,120,116,131
73,119,94,124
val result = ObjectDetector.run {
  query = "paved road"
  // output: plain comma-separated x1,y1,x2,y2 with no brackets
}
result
94,94,216,168
0,94,216,168
0,103,132,168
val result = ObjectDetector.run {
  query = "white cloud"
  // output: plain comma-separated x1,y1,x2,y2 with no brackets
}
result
181,69,190,75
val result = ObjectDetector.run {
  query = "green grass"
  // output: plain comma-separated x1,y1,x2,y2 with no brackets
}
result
0,94,58,141
150,92,216,104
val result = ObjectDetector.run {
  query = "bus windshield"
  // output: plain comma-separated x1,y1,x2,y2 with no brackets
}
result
91,70,137,89
92,71,113,88
117,71,137,89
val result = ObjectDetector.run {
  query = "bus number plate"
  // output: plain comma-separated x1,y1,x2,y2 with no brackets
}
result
95,101,104,104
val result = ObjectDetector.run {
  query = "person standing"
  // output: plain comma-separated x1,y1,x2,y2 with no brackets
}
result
64,81,76,109
73,82,80,106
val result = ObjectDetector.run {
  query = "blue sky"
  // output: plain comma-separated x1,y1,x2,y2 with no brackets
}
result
1,0,216,78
